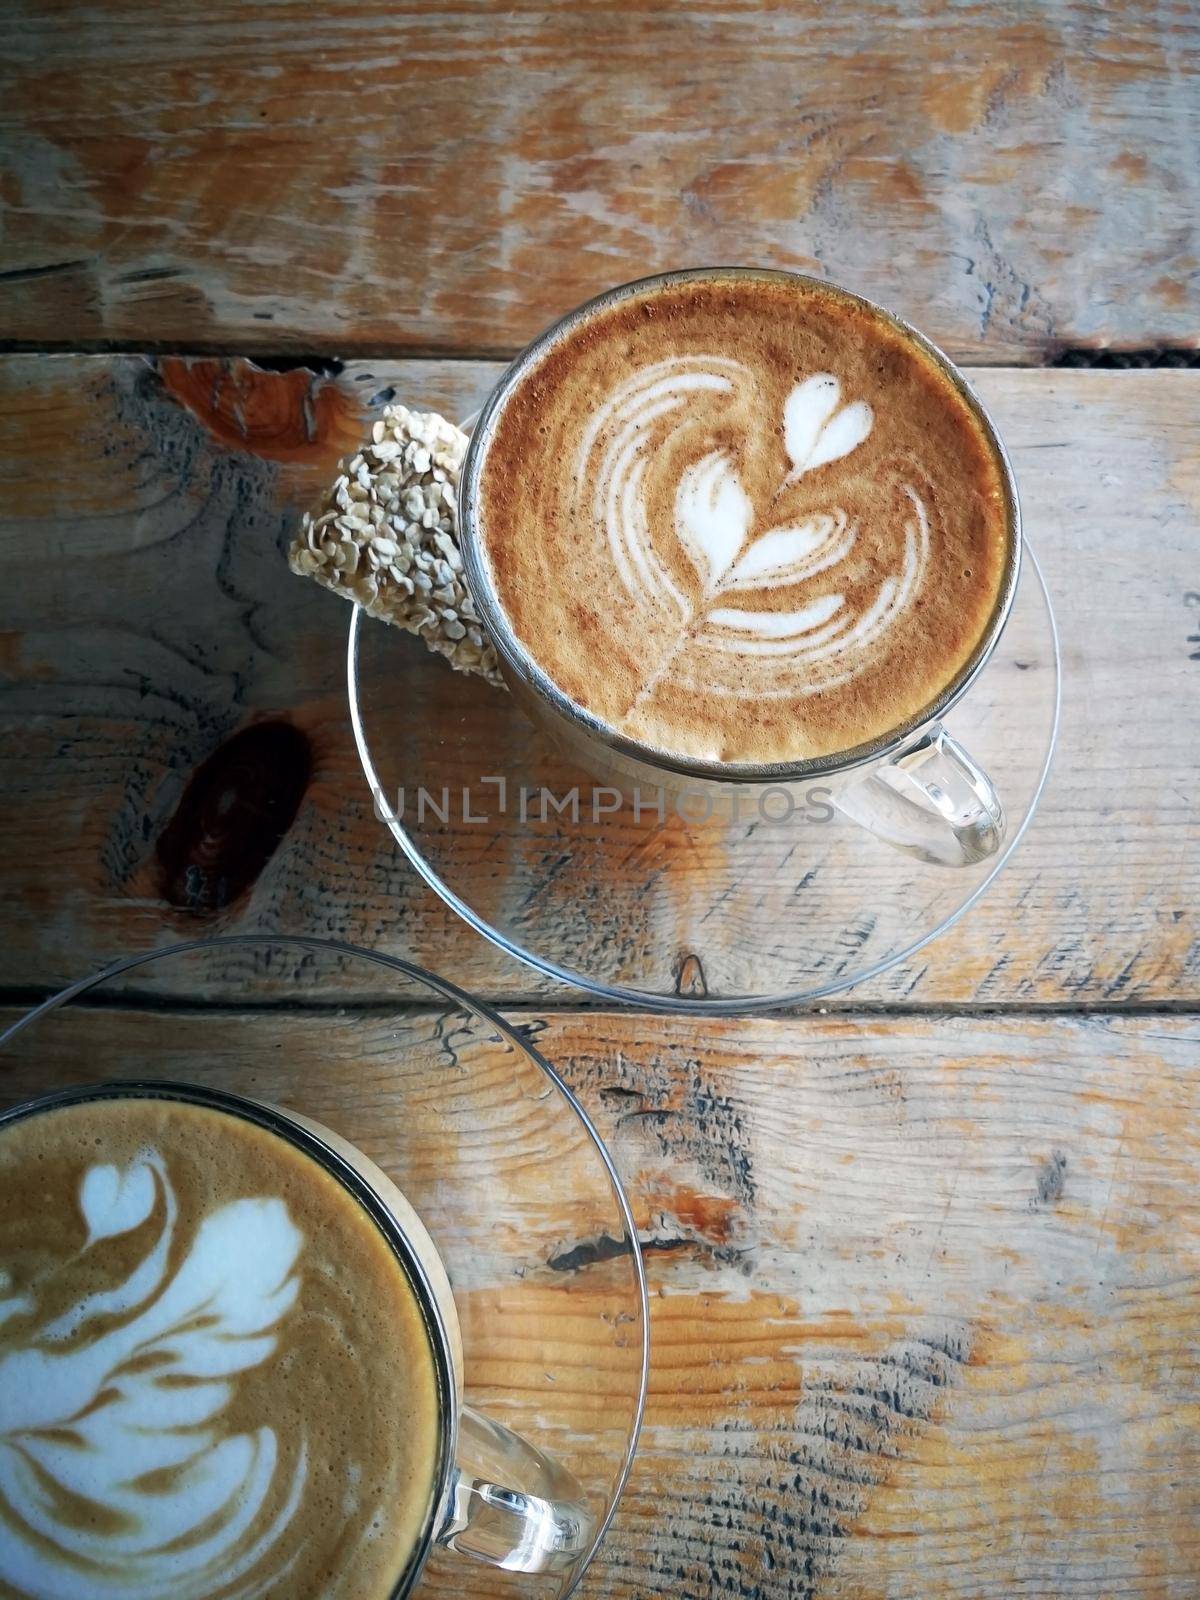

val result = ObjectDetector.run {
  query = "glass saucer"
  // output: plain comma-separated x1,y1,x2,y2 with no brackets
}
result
350,544,1059,1011
0,936,648,1600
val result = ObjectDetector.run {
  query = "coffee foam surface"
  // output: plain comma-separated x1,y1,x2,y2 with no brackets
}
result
0,1098,441,1599
476,275,1011,766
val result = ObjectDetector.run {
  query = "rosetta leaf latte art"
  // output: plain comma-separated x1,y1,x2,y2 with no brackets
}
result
580,360,928,709
0,1155,305,1600
783,373,874,483
672,373,876,607
723,514,844,589
675,450,755,588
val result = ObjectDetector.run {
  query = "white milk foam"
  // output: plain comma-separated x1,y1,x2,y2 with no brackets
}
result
0,1151,305,1599
578,356,929,704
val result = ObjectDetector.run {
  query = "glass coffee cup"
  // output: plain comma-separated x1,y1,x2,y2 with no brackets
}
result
0,1081,596,1597
0,937,648,1598
456,268,1021,868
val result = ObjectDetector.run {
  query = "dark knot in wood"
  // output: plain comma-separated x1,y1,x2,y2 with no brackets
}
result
156,721,312,911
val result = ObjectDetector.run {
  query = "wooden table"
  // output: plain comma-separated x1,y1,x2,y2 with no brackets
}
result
2,3,1198,1594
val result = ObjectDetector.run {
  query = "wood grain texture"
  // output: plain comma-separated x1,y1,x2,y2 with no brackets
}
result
1,0,1198,361
0,354,1197,1005
2,1004,1197,1597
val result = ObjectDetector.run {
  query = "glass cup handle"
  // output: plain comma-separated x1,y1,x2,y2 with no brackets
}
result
834,723,1005,867
438,1405,596,1574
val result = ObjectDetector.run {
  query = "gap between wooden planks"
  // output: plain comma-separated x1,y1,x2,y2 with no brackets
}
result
0,355,1196,1006
0,0,1197,361
0,1004,1196,1598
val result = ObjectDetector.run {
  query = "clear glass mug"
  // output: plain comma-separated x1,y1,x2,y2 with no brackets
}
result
0,1079,597,1596
455,267,1022,869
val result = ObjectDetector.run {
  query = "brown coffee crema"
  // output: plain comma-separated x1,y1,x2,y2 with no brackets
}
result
0,1098,442,1600
476,275,1012,766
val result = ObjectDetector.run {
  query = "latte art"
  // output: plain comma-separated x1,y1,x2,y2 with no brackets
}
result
474,273,1012,766
0,1098,442,1600
578,355,931,704
0,1152,303,1599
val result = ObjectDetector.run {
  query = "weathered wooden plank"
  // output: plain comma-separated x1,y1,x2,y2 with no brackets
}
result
1,0,1197,361
2,1006,1197,1597
1,354,1196,1005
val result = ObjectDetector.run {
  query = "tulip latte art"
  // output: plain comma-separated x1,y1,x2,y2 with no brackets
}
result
476,275,1012,765
0,1098,441,1599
